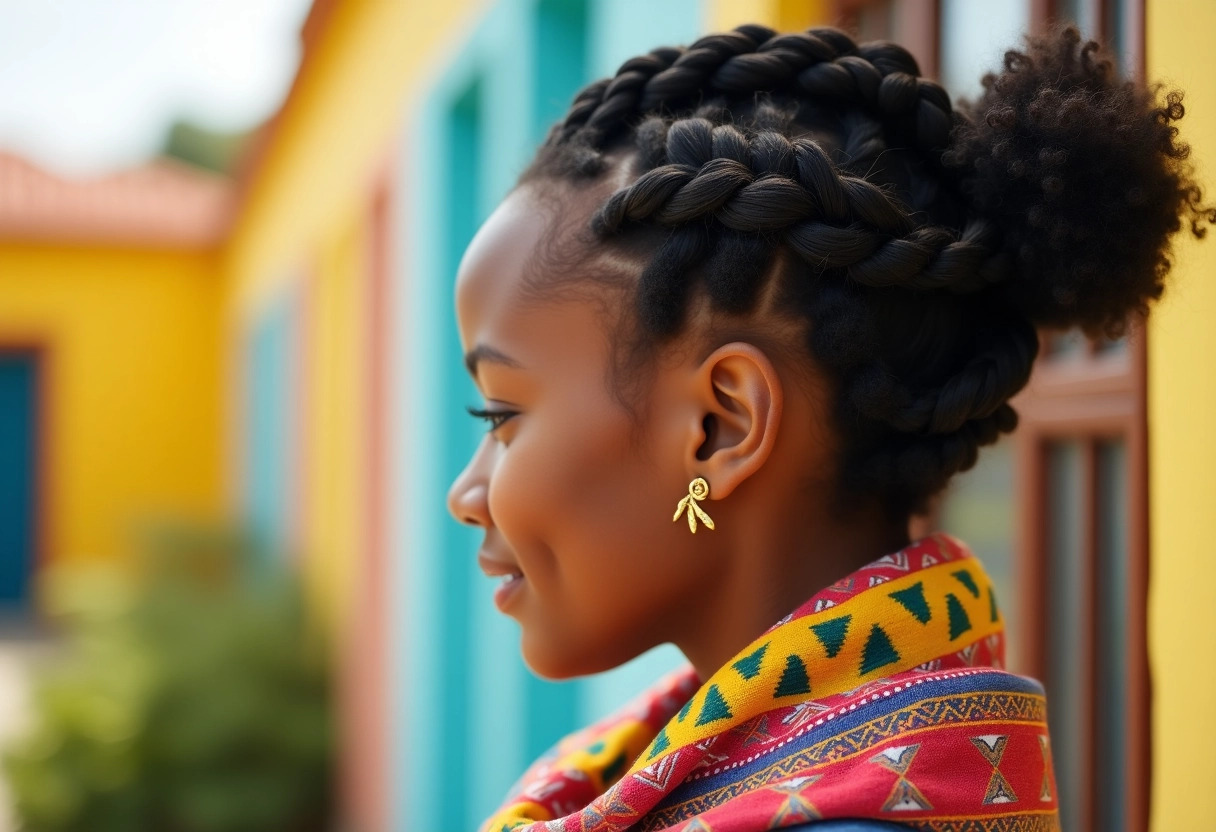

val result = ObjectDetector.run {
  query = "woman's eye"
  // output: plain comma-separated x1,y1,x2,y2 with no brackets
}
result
465,405,518,435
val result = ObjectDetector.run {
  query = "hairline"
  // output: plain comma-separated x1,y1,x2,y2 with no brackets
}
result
510,173,835,461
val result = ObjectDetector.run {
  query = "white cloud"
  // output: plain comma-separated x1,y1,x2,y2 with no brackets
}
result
0,0,312,176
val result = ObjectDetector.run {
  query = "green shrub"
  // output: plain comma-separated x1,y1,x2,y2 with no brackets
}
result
3,525,333,832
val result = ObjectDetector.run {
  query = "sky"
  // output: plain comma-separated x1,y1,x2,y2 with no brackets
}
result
0,0,313,176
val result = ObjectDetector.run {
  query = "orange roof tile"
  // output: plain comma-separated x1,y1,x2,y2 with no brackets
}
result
0,152,235,248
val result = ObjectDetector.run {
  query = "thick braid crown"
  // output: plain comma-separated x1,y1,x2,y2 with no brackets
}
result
519,24,1209,516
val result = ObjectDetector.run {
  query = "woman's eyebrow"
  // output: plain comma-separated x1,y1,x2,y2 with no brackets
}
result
464,343,524,377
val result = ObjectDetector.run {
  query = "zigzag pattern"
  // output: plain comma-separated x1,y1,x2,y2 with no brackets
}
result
480,535,1057,832
639,689,1047,830
920,815,1059,832
631,543,1003,775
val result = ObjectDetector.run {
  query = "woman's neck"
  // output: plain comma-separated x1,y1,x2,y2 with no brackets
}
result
671,504,910,682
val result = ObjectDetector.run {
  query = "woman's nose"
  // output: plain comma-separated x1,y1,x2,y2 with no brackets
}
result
447,444,492,528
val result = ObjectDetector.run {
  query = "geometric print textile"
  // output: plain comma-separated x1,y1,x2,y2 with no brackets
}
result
480,533,1061,832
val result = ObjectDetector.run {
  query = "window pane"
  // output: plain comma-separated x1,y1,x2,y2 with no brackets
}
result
1109,0,1135,75
1095,333,1129,356
1057,0,1136,75
1055,0,1101,40
939,439,1020,669
1095,440,1129,832
1044,328,1088,359
1045,441,1086,832
939,0,1030,99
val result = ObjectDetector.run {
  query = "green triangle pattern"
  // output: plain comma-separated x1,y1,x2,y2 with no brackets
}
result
648,726,670,759
889,582,932,624
602,751,628,785
677,697,693,723
988,586,1000,623
952,569,981,598
810,614,852,658
695,684,734,727
946,592,973,640
732,642,769,681
860,623,901,675
773,654,812,698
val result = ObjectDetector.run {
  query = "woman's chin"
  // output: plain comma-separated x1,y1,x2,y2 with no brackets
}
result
520,643,588,680
519,634,620,681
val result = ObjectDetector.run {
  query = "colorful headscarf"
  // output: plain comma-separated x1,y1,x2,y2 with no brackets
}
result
483,533,1060,831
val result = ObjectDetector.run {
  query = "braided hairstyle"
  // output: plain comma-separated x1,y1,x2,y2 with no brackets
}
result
515,24,1211,518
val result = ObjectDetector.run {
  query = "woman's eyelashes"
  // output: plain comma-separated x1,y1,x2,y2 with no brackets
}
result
466,404,519,435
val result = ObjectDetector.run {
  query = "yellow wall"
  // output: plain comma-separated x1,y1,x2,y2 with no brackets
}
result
707,0,830,32
1146,2,1216,830
0,244,224,575
226,0,484,324
222,0,485,629
301,206,368,631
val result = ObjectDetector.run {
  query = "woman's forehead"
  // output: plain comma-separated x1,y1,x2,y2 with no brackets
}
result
456,187,549,303
454,185,612,366
455,179,631,322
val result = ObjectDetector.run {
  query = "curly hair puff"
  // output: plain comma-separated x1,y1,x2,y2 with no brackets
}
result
514,24,1212,518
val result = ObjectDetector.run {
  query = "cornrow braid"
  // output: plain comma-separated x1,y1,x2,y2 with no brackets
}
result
546,25,955,167
591,117,1009,295
517,24,1210,517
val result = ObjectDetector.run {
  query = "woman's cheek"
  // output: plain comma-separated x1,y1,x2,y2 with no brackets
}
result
487,434,562,573
486,449,531,544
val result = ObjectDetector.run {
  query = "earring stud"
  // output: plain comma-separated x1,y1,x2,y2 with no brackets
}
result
673,477,715,534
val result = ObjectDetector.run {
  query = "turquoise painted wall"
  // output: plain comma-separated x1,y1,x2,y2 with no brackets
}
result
391,0,703,827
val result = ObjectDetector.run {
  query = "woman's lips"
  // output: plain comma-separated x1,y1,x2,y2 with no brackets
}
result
477,552,522,578
492,572,524,611
478,553,525,612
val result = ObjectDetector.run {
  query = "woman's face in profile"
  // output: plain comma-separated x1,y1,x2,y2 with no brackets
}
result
447,183,721,680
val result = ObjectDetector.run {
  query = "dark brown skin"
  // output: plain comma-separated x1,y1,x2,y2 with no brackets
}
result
447,179,910,682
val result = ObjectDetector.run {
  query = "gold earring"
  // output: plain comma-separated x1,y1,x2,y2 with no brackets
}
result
673,477,715,534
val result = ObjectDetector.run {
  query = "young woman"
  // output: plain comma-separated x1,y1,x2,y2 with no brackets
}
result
447,23,1209,832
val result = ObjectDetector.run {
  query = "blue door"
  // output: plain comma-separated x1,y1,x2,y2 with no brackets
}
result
0,353,38,606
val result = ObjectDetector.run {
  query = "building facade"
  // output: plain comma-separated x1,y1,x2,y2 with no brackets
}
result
2,1,1211,831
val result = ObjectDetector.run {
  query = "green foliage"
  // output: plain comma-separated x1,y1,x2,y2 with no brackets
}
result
3,525,333,832
162,120,255,176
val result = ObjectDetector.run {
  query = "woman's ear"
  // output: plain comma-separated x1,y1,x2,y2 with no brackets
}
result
684,342,784,500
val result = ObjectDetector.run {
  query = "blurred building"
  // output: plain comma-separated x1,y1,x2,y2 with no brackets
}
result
1,1,1212,831
0,152,231,596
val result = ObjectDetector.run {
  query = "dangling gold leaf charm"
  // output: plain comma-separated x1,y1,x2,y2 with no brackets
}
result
673,477,715,534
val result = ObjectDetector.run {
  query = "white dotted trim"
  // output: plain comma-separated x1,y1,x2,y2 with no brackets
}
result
683,667,1002,782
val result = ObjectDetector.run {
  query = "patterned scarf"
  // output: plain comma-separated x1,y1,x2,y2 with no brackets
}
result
482,533,1060,832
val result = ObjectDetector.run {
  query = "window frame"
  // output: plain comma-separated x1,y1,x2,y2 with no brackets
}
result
829,1,1150,829
1014,330,1150,832
1014,5,1150,832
